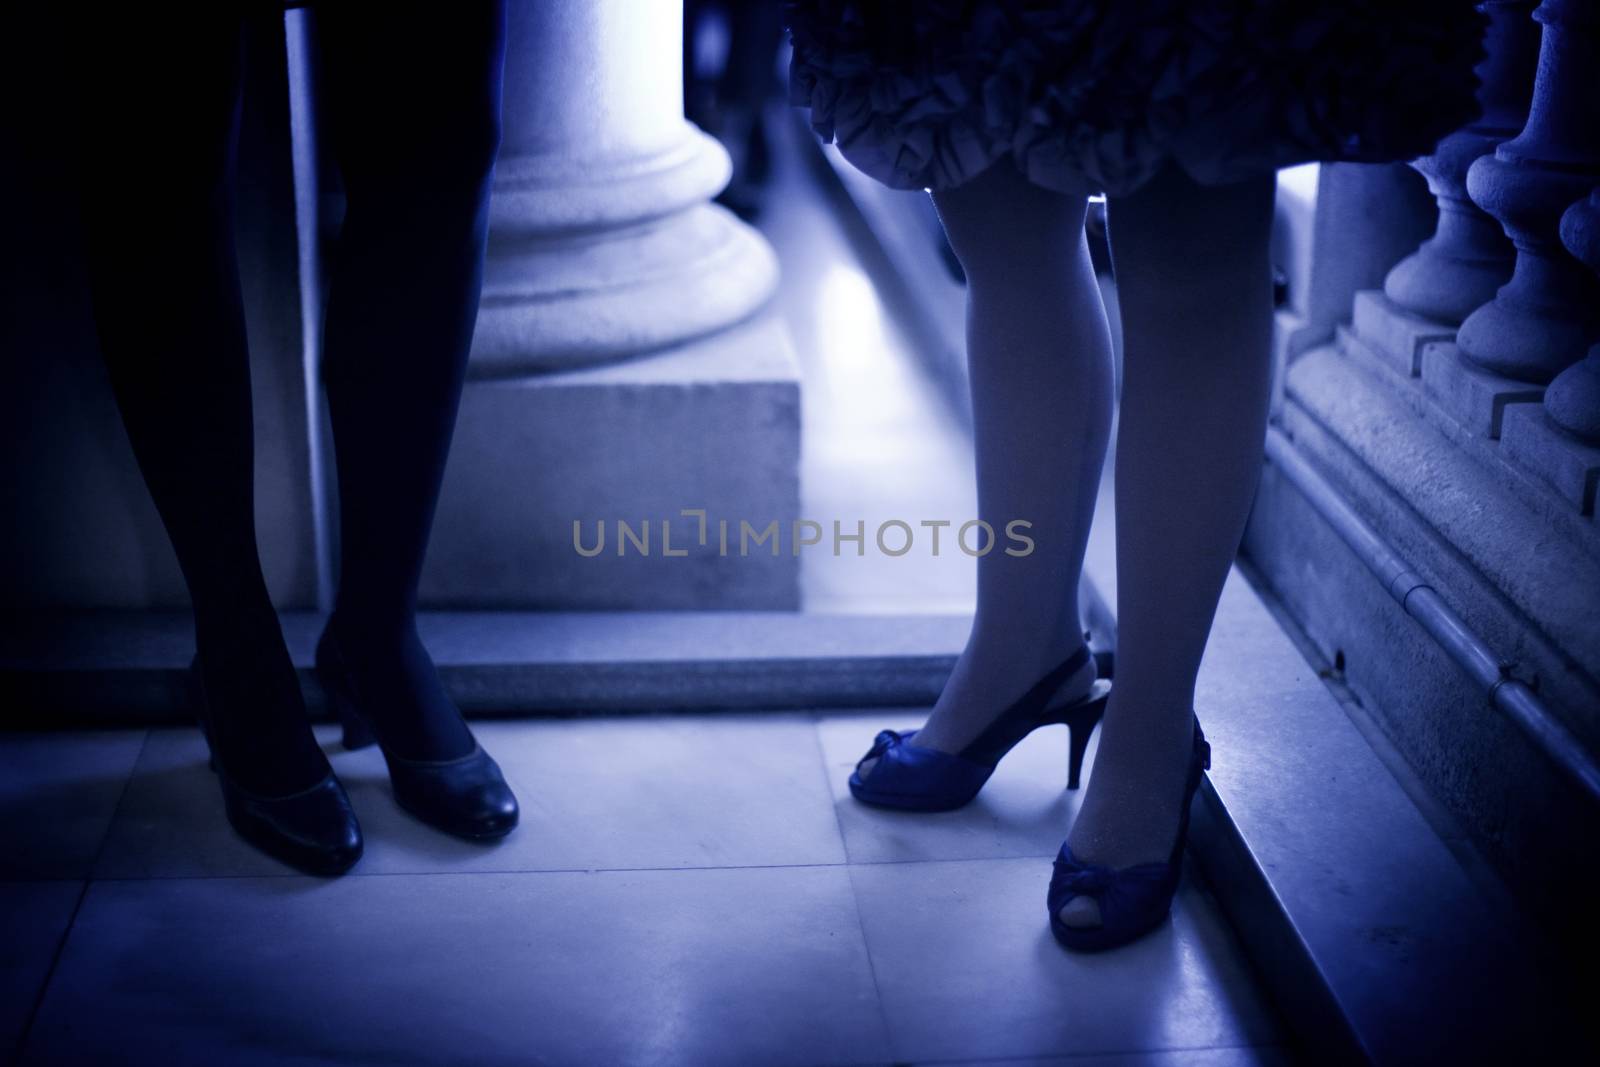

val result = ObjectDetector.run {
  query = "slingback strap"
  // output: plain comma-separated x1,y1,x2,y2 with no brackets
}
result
958,644,1099,766
1041,644,1094,698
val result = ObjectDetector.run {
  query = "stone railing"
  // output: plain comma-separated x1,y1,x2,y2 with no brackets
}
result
1381,0,1600,515
1245,0,1600,958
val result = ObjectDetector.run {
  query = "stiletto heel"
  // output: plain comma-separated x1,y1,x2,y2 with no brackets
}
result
315,623,518,841
849,644,1109,811
187,657,363,877
1048,716,1212,952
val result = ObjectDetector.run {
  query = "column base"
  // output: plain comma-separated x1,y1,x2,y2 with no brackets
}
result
474,198,779,375
423,313,802,609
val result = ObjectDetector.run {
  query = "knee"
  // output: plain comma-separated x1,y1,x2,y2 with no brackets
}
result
932,165,1090,291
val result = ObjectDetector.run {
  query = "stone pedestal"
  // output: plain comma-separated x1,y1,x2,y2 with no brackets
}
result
1345,290,1546,440
1383,0,1540,325
421,0,800,608
1458,0,1600,382
1351,290,1454,377
1500,403,1600,515
1421,341,1545,439
423,315,801,609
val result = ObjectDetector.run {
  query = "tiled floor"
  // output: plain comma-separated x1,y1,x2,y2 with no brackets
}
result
2,714,1291,1066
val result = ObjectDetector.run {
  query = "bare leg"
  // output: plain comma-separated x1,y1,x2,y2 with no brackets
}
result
1059,166,1274,928
862,159,1112,776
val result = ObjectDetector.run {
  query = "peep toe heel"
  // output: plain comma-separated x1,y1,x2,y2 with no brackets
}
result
1047,717,1211,952
849,644,1110,812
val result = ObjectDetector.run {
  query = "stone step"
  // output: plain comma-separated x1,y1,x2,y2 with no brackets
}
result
0,610,980,724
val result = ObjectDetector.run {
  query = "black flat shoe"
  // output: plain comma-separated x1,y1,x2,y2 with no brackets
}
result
315,626,519,841
188,660,363,877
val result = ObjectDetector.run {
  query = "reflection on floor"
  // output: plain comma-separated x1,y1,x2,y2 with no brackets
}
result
2,715,1290,1066
758,110,980,617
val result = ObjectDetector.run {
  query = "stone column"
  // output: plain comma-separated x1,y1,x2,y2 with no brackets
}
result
1383,1,1540,325
420,0,802,610
471,2,777,372
1458,0,1600,382
1545,189,1600,441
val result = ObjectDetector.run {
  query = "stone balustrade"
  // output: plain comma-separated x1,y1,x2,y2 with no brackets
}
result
1456,0,1600,384
1383,0,1540,325
1345,2,1600,518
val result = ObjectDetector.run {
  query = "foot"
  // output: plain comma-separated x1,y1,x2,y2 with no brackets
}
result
1056,700,1197,929
326,614,475,762
194,604,331,799
857,638,1098,781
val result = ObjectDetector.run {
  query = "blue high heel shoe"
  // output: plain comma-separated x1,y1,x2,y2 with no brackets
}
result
1047,717,1211,952
849,645,1110,812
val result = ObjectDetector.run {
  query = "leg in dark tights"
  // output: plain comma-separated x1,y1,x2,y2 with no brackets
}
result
78,13,329,797
315,3,506,760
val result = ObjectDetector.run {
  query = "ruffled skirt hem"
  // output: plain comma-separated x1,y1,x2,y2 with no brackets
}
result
787,0,1486,196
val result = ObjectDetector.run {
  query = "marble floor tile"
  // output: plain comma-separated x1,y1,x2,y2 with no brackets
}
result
346,716,848,875
23,865,889,1067
0,730,145,878
93,726,326,879
817,712,1096,864
96,717,846,879
849,858,1281,1063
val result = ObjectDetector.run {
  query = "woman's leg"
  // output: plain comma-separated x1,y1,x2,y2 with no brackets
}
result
1059,166,1275,927
78,12,328,797
862,159,1111,773
315,2,506,760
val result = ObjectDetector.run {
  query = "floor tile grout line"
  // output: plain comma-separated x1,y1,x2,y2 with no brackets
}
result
807,709,859,867
808,715,898,1062
11,727,150,1067
5,879,88,1067
870,1039,1291,1066
84,851,1069,884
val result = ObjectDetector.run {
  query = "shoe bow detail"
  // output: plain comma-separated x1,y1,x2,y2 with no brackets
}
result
860,729,907,769
1048,846,1174,932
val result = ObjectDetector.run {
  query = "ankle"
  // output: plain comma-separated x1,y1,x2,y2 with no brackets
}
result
329,602,419,644
966,623,1092,678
